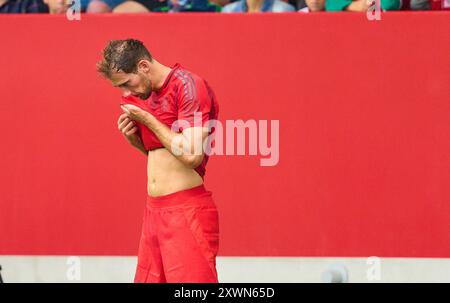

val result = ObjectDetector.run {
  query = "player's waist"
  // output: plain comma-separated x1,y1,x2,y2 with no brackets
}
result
146,184,213,209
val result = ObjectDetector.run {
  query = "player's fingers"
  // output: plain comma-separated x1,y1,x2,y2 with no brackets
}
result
126,126,138,136
118,112,128,122
118,119,128,131
121,105,131,114
122,121,135,134
118,118,132,131
117,113,129,126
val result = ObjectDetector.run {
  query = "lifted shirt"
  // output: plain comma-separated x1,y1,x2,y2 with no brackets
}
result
121,63,219,178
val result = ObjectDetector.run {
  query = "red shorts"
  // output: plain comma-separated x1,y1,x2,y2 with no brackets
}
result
134,185,220,283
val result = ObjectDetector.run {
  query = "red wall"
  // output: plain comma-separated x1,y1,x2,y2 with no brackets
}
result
0,13,449,257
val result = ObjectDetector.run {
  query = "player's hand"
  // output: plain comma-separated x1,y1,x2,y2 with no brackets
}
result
120,104,150,124
117,113,141,146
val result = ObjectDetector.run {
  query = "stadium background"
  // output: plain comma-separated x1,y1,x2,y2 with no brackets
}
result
0,12,449,282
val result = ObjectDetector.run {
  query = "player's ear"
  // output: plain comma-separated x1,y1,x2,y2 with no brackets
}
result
137,59,151,73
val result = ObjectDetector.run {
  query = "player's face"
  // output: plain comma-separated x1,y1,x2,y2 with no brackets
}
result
111,71,152,100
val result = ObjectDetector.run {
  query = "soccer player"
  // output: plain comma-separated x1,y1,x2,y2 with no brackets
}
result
96,39,220,283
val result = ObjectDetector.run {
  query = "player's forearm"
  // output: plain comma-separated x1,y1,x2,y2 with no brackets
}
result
142,113,200,168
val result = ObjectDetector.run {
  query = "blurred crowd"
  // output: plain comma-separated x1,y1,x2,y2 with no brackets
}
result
0,0,448,14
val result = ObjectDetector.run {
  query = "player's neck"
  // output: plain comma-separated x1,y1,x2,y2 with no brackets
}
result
151,60,172,92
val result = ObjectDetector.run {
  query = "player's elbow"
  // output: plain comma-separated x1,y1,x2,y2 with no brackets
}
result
183,154,204,169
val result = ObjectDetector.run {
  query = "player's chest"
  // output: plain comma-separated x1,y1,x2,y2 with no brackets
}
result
145,92,179,128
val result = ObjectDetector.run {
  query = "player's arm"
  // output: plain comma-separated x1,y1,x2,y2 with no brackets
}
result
142,116,207,168
120,105,206,168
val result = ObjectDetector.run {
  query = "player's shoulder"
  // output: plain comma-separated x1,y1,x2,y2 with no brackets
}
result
172,65,203,87
171,65,208,99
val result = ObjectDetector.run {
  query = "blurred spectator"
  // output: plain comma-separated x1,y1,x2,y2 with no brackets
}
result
411,0,430,9
113,0,167,12
299,0,324,11
114,0,220,12
43,0,71,13
81,0,125,12
222,0,296,12
410,0,429,9
169,0,221,11
0,0,49,12
296,0,305,7
430,0,449,9
326,0,401,11
212,0,229,6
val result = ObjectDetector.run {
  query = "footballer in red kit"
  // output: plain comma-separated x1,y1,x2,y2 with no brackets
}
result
97,39,220,283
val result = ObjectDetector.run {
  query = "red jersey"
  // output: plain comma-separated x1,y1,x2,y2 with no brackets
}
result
120,63,219,178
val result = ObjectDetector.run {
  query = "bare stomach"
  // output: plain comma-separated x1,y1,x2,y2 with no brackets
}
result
147,148,203,197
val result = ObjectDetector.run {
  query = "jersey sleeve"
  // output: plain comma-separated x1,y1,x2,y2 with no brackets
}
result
177,76,213,130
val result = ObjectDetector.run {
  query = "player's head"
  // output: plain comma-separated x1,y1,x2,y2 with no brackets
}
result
97,39,154,100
